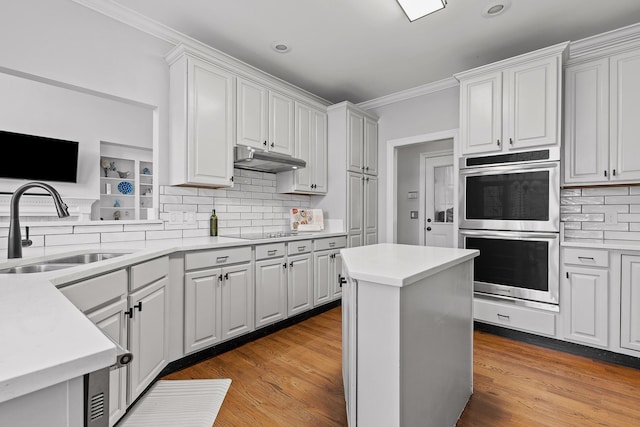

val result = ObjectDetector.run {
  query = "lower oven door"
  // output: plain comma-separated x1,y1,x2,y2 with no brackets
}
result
459,229,559,305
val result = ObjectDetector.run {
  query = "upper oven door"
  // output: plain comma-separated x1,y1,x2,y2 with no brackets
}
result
459,161,560,232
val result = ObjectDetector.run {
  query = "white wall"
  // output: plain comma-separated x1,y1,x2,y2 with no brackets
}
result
366,86,460,243
0,73,152,199
0,0,173,192
396,139,452,245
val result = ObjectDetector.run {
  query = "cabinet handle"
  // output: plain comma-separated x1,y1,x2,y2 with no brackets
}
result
497,313,510,321
283,263,287,269
263,141,267,146
270,142,275,148
125,308,134,319
365,166,369,171
289,261,294,268
566,272,569,279
329,242,336,247
361,166,365,171
230,176,234,182
216,256,228,263
224,272,229,280
297,246,305,252
578,256,595,263
366,177,370,182
509,138,513,145
613,169,616,176
218,274,223,281
267,250,277,256
338,274,347,287
604,170,608,177
496,139,501,146
135,302,142,312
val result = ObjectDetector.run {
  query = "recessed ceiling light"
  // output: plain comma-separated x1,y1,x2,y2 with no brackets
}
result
271,42,290,53
482,0,510,18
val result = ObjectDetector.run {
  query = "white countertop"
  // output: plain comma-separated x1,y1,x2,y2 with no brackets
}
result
0,231,345,404
561,239,640,251
340,244,479,287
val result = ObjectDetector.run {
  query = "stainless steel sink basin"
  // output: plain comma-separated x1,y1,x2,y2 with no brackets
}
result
0,252,128,274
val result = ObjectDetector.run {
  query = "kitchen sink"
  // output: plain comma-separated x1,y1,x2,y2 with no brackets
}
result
0,252,128,274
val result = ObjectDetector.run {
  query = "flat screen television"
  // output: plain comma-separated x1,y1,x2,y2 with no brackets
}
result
0,130,79,183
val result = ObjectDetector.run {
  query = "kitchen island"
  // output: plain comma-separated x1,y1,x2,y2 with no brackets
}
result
340,243,479,427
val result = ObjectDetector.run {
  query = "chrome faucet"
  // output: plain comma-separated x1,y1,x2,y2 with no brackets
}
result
8,182,70,259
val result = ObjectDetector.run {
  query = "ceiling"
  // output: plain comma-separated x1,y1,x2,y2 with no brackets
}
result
113,0,640,104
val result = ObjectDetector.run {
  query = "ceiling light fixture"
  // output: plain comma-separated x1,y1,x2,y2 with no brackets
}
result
397,0,447,22
271,42,290,53
481,0,510,18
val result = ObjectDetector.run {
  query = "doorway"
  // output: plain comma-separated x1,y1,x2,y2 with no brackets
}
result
419,153,454,247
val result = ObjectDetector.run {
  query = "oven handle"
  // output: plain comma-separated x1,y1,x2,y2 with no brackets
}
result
459,229,559,240
460,161,559,176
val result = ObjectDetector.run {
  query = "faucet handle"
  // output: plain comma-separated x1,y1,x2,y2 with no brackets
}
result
21,226,32,248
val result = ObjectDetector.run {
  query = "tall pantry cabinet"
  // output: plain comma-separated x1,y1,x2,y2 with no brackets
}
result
323,102,378,247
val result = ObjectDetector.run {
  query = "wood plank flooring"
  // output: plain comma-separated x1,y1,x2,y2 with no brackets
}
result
163,307,640,426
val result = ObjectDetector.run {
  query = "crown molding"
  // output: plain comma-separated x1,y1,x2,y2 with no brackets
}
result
357,77,459,111
567,23,640,65
71,0,331,107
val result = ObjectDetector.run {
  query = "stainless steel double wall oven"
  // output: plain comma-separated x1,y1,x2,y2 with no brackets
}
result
459,148,560,309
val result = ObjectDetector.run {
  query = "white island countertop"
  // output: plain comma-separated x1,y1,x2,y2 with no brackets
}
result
341,243,479,287
0,231,345,404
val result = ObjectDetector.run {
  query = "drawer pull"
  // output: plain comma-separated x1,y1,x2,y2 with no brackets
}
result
267,250,278,256
329,242,336,247
578,256,595,262
497,313,510,321
216,256,229,263
297,246,305,251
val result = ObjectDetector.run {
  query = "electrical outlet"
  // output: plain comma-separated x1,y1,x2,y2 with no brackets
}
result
184,211,196,225
169,211,184,225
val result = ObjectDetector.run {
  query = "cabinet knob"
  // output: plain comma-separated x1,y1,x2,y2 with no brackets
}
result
289,261,294,268
361,166,365,171
426,227,432,231
427,218,432,223
365,166,369,171
270,142,275,148
509,138,513,145
604,170,608,177
496,139,501,146
263,141,267,146
613,169,617,176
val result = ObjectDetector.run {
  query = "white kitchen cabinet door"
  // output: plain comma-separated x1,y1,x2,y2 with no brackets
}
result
184,56,235,186
237,78,268,150
610,49,640,183
504,56,560,150
621,255,640,352
312,109,328,193
294,102,313,192
459,72,503,155
184,268,221,354
347,109,364,173
87,299,128,427
287,253,313,317
128,276,169,404
364,175,378,246
564,59,610,184
221,263,254,340
255,258,287,328
269,91,295,156
313,251,332,306
331,252,343,299
364,116,378,176
341,273,357,427
563,267,609,348
347,172,364,247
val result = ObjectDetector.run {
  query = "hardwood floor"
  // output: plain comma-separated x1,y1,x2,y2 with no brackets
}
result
163,307,640,426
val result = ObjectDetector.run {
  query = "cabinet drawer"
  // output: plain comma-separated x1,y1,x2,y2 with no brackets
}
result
59,269,128,314
288,240,312,255
130,256,169,291
314,236,347,251
256,243,286,260
563,248,608,268
474,297,556,337
185,246,251,271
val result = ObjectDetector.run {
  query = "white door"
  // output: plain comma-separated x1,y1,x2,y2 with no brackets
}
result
255,258,287,328
269,91,295,156
287,253,313,316
184,268,221,354
421,155,454,247
221,263,253,340
459,72,503,155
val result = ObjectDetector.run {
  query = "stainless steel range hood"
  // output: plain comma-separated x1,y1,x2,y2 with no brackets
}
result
234,146,306,173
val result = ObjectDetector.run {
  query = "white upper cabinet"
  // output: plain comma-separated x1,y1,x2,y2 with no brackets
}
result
237,79,295,156
364,116,378,176
565,45,640,184
456,43,567,156
168,49,235,188
346,107,378,175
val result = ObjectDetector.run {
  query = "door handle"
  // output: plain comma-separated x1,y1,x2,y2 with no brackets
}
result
338,274,347,287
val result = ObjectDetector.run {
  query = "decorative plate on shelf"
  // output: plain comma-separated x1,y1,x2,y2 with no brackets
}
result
117,181,133,195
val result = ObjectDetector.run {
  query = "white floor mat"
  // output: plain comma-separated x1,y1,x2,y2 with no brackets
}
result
119,379,232,427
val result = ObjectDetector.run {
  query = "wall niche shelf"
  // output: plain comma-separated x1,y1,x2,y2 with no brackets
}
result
96,141,154,221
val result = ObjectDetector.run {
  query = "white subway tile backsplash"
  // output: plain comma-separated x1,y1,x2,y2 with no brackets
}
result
582,187,629,196
214,197,242,205
241,212,263,220
582,205,629,214
629,187,640,195
563,222,581,230
605,195,640,205
164,204,198,212
100,231,146,243
182,228,210,238
631,205,640,213
561,189,581,197
74,225,123,234
198,188,227,197
564,229,604,239
231,176,251,185
146,230,183,240
561,213,604,222
227,205,253,213
252,206,273,213
252,178,274,186
124,223,165,232
618,214,640,222
182,196,214,205
581,222,629,231
631,223,640,232
561,196,604,205
162,186,198,196
561,205,581,214
604,231,640,241
28,226,74,235
160,195,183,204
46,233,100,246
239,169,264,179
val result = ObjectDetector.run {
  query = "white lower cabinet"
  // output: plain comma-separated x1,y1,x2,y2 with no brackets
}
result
255,257,287,328
87,299,128,427
620,254,640,352
313,250,342,306
128,275,169,404
563,266,609,348
287,253,313,316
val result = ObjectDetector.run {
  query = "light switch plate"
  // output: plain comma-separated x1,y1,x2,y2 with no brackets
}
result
169,211,183,225
184,211,196,225
410,211,419,219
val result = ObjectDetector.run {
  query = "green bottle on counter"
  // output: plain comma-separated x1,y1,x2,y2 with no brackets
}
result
210,209,218,236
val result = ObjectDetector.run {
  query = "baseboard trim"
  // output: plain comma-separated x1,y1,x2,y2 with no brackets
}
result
475,321,640,370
